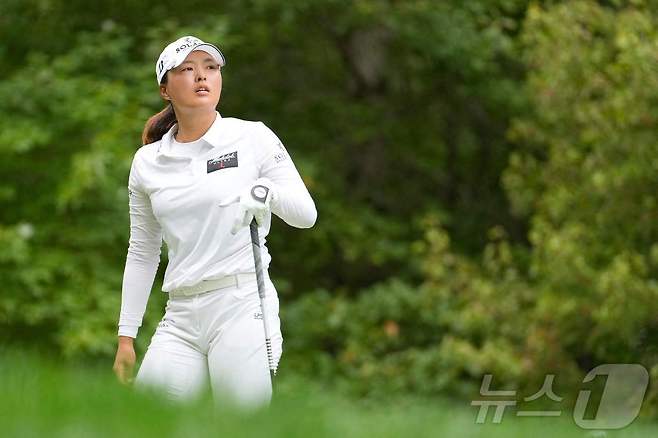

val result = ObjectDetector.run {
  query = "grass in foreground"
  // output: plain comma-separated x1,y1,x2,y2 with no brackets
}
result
0,349,655,437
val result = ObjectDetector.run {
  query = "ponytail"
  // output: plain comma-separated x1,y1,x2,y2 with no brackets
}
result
141,103,177,145
142,72,178,145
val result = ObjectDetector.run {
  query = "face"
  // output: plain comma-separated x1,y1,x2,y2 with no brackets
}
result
159,50,222,111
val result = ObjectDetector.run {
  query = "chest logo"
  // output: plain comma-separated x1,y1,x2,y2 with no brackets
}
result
207,151,238,173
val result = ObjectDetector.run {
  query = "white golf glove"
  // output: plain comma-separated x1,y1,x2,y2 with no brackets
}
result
224,178,276,235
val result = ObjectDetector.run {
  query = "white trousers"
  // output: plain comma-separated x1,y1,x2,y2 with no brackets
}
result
135,274,282,408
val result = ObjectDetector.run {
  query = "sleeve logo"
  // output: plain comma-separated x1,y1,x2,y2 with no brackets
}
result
273,141,288,163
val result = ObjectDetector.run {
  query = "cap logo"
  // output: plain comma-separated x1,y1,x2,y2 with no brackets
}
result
175,40,202,53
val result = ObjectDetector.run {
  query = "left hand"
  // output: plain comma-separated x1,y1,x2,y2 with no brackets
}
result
221,178,275,234
113,336,136,386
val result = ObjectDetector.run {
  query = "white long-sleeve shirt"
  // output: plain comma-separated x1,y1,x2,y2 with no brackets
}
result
118,111,317,338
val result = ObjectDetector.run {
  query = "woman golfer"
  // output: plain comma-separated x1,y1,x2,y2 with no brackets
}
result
112,35,317,408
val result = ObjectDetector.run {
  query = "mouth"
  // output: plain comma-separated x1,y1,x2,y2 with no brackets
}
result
195,86,210,95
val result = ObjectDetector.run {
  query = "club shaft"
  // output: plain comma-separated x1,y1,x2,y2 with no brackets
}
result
250,220,276,381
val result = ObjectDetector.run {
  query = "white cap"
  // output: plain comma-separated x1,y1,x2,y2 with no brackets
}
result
155,35,226,85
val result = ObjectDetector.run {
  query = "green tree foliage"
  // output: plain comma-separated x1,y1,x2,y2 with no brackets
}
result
283,0,658,415
506,0,658,411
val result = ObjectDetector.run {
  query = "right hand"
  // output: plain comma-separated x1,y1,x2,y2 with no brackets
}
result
219,178,275,234
112,336,137,385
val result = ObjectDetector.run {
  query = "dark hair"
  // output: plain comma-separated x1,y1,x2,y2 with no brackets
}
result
141,73,177,145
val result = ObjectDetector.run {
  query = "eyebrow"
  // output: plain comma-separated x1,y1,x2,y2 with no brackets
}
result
179,57,216,65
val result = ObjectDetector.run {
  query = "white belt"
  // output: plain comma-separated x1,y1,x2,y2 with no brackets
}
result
168,273,258,297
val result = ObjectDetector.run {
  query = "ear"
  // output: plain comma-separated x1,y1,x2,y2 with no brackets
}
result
159,84,170,101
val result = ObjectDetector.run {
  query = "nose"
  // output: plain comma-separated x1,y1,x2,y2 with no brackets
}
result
196,69,206,81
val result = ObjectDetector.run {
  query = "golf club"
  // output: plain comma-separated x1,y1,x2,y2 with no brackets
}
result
249,185,277,382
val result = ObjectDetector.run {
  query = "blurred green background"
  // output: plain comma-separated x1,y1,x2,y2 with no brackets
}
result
1,0,658,432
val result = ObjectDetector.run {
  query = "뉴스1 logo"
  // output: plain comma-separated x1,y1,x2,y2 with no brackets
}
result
471,364,650,429
207,151,238,173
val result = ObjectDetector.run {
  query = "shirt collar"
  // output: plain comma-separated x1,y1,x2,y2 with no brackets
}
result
156,111,224,159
